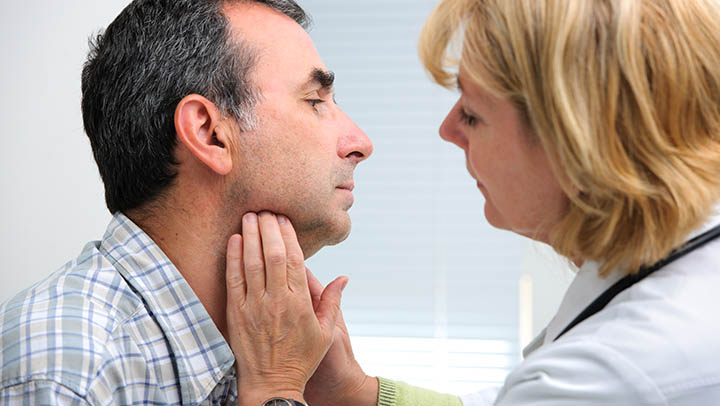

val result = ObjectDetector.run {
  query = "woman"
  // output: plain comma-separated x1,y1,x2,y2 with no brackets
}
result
226,0,720,404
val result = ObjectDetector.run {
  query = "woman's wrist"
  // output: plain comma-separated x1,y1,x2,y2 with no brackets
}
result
238,388,306,406
341,374,379,406
357,375,380,406
236,368,308,406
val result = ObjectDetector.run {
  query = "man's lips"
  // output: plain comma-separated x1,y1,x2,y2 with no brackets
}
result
337,182,355,192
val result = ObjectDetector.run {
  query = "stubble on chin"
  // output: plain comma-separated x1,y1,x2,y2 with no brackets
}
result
292,210,352,259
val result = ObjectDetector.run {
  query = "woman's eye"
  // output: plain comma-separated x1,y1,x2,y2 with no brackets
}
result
459,108,477,127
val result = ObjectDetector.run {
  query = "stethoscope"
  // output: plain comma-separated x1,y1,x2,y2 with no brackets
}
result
554,223,720,341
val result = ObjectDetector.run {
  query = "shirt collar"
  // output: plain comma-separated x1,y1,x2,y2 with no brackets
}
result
520,260,621,358
541,261,625,346
687,204,720,240
533,202,720,350
99,213,236,405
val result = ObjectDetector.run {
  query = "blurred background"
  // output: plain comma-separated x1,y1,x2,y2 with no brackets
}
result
0,0,573,395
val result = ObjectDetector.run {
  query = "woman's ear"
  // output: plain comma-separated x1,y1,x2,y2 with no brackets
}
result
174,94,233,175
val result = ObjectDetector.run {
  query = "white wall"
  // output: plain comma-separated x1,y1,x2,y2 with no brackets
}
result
0,2,132,302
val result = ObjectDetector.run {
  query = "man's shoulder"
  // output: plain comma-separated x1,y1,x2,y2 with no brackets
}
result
0,240,146,397
0,240,144,329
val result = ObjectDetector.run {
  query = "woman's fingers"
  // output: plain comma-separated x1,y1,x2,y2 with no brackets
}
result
278,215,308,291
225,234,245,301
227,212,345,404
258,212,288,294
306,267,324,311
315,276,349,334
242,212,265,296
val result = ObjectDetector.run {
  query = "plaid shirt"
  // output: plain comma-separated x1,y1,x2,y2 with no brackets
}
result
0,213,238,405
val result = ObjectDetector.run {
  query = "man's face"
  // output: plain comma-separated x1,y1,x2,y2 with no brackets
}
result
224,4,373,258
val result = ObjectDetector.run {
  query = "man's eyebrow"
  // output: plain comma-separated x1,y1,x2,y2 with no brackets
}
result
306,68,335,91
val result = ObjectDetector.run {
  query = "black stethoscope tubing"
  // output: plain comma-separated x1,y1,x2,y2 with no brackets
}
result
554,223,720,341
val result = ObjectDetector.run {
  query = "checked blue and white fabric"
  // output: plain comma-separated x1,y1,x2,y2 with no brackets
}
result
0,213,238,405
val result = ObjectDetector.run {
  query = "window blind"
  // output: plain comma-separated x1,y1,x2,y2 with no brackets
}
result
301,0,531,395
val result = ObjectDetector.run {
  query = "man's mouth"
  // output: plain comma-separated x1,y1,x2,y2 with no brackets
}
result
337,182,355,192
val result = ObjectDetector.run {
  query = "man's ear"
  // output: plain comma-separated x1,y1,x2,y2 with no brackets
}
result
174,94,234,175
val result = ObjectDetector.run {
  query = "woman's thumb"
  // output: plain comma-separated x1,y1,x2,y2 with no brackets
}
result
315,276,348,333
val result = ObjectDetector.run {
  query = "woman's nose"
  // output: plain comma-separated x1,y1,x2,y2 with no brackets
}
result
439,103,468,150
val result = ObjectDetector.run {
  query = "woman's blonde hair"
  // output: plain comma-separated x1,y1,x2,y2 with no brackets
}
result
420,0,720,275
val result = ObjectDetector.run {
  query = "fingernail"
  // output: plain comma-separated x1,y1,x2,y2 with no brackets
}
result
245,213,257,223
341,278,349,292
230,235,241,247
277,215,287,224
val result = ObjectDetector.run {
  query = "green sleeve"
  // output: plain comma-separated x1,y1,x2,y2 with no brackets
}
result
377,377,463,406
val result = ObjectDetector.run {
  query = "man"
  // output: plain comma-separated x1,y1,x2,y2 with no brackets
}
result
0,0,372,404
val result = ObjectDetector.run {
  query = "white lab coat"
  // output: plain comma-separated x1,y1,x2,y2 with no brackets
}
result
461,207,720,406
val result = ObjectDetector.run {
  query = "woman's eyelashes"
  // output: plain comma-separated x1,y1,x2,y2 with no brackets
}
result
459,107,478,127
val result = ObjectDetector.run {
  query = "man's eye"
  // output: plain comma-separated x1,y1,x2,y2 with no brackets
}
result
307,99,324,108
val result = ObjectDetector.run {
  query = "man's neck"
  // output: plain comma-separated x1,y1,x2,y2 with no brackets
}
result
126,202,238,340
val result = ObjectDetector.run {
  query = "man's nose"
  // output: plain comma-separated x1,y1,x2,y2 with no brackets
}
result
338,111,373,164
439,102,468,150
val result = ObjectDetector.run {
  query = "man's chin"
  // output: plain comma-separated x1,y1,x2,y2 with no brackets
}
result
327,223,352,246
299,215,351,259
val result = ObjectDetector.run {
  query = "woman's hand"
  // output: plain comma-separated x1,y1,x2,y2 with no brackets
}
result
304,269,379,406
225,212,347,406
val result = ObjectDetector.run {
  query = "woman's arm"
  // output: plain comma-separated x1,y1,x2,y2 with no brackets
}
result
303,268,462,406
377,378,462,406
224,211,463,406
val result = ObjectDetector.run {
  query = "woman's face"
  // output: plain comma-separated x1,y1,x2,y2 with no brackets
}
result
439,69,568,242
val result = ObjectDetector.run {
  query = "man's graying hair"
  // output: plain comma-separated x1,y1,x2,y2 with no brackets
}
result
81,0,310,214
